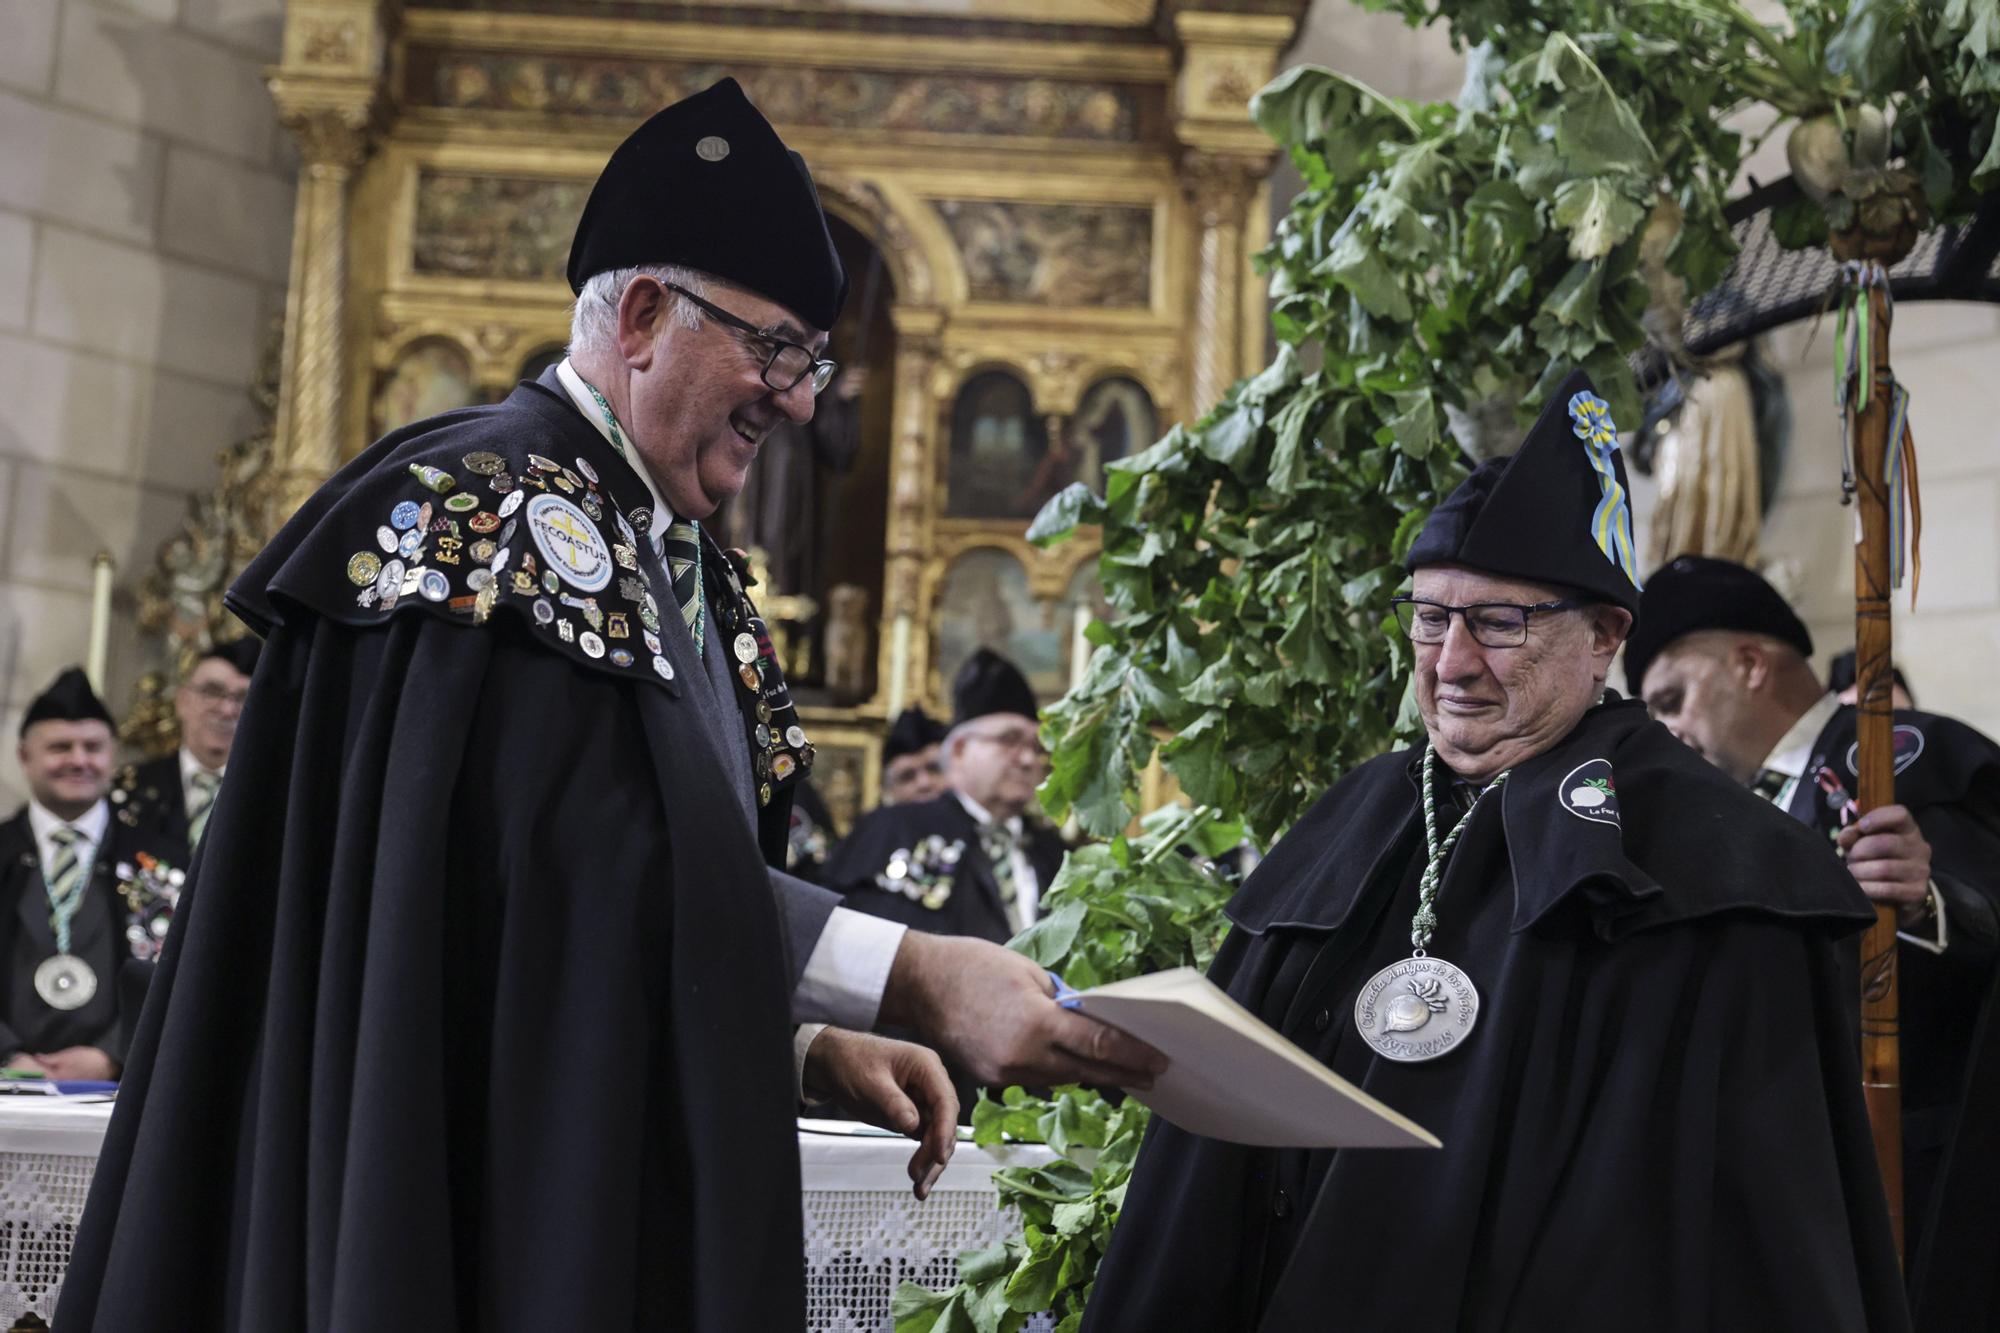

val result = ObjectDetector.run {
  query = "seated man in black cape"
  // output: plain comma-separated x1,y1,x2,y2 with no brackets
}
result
832,650,1068,945
0,669,143,1082
1084,374,1908,1332
1628,555,2000,1331
58,79,1158,1333
110,638,260,870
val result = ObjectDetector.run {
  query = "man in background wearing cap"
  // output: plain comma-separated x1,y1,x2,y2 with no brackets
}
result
0,669,135,1083
59,79,1155,1332
878,705,949,808
1086,376,1904,1331
109,638,260,870
1628,554,2000,1330
831,651,1068,946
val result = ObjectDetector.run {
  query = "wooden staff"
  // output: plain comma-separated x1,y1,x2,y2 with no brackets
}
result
1842,257,1904,1262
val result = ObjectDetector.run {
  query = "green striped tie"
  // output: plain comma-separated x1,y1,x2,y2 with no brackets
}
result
661,520,705,657
188,769,221,846
46,826,86,929
979,822,1023,934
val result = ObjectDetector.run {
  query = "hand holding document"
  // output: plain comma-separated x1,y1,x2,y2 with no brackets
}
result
1060,968,1440,1150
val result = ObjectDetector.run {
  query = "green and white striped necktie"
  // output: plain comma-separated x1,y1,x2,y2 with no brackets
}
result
45,826,87,932
661,520,705,657
187,769,221,846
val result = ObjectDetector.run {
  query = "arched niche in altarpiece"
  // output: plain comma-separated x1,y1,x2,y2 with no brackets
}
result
370,336,480,438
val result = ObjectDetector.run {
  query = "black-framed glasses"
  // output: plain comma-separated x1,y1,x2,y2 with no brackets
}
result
1390,595,1586,648
662,283,837,395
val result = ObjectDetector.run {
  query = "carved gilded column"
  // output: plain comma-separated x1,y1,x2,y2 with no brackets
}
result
264,0,392,528
1173,12,1295,415
880,307,945,715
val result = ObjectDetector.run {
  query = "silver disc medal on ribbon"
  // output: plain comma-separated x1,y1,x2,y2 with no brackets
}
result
34,953,98,1011
1354,953,1478,1063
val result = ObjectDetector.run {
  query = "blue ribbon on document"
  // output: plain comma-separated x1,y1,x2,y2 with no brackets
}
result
1048,971,1083,1010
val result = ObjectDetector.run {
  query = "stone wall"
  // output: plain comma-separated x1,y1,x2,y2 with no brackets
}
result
0,0,293,807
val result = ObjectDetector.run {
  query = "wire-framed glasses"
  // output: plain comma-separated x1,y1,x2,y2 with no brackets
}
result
1390,595,1587,648
662,282,837,395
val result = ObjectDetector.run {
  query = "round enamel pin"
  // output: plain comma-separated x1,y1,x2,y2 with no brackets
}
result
653,655,674,680
463,451,505,476
524,493,613,593
376,525,399,554
576,457,599,484
733,632,759,664
579,631,606,659
419,569,450,602
445,493,479,512
347,552,381,586
786,725,807,748
391,501,421,531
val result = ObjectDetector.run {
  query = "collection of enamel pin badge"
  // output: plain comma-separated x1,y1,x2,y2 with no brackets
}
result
340,446,812,810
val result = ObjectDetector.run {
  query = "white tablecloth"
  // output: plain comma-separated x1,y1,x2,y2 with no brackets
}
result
0,1101,1048,1331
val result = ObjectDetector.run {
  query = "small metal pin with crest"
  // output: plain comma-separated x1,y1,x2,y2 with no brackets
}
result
695,136,730,162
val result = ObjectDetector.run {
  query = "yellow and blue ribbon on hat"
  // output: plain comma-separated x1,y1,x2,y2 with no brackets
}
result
1568,391,1643,588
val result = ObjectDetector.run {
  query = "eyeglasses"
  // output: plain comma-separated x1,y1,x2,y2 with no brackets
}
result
187,683,249,708
1390,595,1587,648
661,283,837,396
965,728,1048,759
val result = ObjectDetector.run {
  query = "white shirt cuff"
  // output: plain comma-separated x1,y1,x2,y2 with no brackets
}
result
793,907,907,1030
794,1023,830,1105
1897,880,1950,955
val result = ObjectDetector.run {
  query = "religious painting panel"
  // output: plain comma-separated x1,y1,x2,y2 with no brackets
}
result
411,171,589,284
933,200,1153,307
934,547,1067,703
372,338,478,437
407,51,1148,143
946,370,1048,520
1017,374,1156,515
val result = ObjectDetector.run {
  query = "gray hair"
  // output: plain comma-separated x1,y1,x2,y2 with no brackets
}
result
568,264,712,355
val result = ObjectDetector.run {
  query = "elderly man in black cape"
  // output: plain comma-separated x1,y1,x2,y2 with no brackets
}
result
832,650,1068,945
57,79,1158,1332
1083,374,1908,1332
1628,555,2000,1331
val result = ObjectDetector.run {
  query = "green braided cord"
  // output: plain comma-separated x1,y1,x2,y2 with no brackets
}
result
1411,746,1510,954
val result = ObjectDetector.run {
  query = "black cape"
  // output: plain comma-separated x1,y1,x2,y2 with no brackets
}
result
1085,699,1908,1333
57,375,804,1330
1781,704,2000,1330
110,754,192,872
0,808,140,1063
829,792,1067,946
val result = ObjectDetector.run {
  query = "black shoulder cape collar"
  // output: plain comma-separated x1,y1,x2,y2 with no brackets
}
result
227,371,683,695
1228,697,1874,943
1790,702,2000,822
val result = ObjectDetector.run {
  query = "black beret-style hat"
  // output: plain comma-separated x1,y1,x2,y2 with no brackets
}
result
1407,370,1644,614
567,78,849,332
199,637,261,679
1622,554,1814,696
951,649,1039,728
883,707,948,765
20,667,113,737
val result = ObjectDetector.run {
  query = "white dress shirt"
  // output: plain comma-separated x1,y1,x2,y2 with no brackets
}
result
1755,692,1947,953
953,790,1041,927
556,358,907,1035
27,798,110,887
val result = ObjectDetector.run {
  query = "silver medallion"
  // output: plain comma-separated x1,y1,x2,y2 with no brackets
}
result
733,632,759,664
1353,954,1479,1063
34,953,98,1011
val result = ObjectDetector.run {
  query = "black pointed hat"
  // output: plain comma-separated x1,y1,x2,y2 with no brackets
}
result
199,637,261,679
1623,554,1813,696
951,649,1038,727
1406,370,1644,614
883,706,948,764
20,667,113,737
567,78,848,331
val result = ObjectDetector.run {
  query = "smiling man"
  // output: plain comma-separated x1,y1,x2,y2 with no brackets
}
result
1084,373,1907,1332
59,79,1157,1332
110,638,259,869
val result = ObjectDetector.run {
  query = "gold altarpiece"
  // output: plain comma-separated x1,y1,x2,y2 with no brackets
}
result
141,0,1303,833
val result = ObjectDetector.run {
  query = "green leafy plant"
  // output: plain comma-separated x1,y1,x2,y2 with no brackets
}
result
898,3,2000,1328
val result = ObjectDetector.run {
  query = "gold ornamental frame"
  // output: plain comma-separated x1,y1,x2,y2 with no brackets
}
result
247,0,1304,817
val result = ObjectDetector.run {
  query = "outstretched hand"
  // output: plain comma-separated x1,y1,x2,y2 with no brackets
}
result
802,1027,958,1199
881,933,1169,1089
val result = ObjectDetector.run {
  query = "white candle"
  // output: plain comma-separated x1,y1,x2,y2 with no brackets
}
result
87,552,114,693
887,614,912,716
